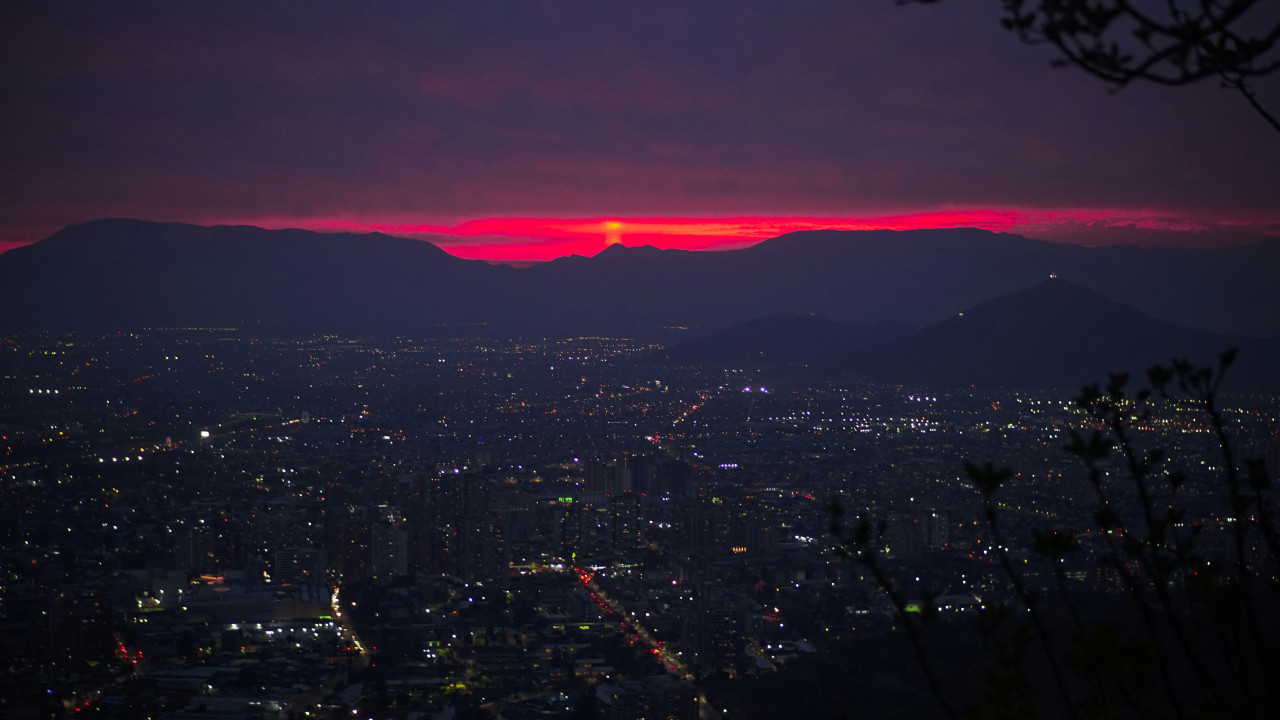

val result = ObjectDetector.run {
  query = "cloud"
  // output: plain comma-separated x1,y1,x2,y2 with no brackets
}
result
2,1,1277,252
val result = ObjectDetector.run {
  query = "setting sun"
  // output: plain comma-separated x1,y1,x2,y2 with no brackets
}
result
604,221,623,246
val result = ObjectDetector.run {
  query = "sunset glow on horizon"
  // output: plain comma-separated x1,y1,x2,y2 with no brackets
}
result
5,3,1277,266
225,207,1280,263
3,207,1278,263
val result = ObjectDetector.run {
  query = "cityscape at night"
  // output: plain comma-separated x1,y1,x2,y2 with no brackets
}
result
2,327,1277,718
3,2,1279,719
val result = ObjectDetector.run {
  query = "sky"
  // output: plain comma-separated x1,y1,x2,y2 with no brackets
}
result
2,1,1278,262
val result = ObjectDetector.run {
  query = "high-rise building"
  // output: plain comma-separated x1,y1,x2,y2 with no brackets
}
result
273,546,325,583
370,520,408,579
323,504,371,581
183,520,244,573
612,492,640,549
693,606,746,678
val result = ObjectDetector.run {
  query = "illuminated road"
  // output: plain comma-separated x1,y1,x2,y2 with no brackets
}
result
574,569,694,681
330,586,371,670
574,568,730,718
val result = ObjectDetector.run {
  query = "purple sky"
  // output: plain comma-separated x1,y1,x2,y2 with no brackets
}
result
2,1,1278,260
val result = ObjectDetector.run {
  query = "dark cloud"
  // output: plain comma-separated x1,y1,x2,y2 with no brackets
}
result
1,1,1277,251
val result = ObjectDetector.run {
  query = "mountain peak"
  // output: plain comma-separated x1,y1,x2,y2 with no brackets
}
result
850,277,1256,389
594,243,663,257
967,275,1129,317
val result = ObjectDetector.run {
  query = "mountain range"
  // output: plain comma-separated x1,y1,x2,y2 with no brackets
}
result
659,279,1280,391
2,219,1277,390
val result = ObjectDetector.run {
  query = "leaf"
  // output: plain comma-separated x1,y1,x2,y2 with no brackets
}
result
1031,529,1078,558
1145,364,1173,394
922,589,940,624
1064,430,1109,462
1094,505,1119,530
1106,372,1130,398
966,461,1013,495
1245,458,1271,493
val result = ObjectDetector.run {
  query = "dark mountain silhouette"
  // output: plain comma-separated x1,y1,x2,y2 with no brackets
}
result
847,278,1280,391
0,219,510,334
510,228,1280,337
661,315,912,368
3,220,1280,343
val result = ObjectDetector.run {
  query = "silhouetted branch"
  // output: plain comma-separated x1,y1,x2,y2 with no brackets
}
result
835,347,1280,718
967,461,1082,720
830,509,963,720
900,0,1280,133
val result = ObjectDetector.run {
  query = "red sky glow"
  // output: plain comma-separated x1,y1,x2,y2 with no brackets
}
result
237,208,1280,263
2,207,1276,264
2,3,1277,263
